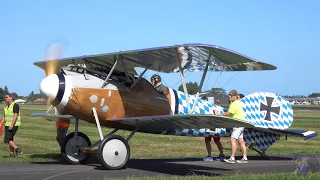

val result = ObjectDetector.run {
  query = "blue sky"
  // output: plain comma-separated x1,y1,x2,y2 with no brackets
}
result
0,0,319,97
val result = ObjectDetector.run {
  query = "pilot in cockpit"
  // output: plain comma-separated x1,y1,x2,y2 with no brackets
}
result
150,74,169,95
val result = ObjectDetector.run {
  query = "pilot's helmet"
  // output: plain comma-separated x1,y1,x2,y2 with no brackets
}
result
150,74,161,83
201,95,208,101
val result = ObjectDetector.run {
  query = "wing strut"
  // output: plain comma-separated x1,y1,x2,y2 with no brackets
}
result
130,64,152,89
177,47,212,114
100,56,118,89
177,57,191,113
190,53,211,114
119,55,131,82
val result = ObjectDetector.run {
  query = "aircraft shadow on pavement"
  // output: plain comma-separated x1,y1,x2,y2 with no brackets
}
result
112,156,294,176
29,154,294,176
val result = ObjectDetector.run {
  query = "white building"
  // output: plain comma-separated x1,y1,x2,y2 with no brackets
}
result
286,97,320,105
15,99,26,104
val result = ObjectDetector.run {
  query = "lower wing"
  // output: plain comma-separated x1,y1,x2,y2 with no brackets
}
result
111,114,257,133
31,112,317,141
31,112,74,121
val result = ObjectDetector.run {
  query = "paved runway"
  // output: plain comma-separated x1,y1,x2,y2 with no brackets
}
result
1,154,319,180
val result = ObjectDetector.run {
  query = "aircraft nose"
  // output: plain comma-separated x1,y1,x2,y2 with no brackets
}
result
40,74,59,100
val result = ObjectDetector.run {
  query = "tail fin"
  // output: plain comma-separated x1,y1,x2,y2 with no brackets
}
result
241,92,293,130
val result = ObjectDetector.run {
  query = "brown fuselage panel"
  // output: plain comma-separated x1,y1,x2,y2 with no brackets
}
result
63,79,171,125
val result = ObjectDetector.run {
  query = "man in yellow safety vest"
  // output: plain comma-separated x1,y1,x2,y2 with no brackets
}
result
0,93,23,157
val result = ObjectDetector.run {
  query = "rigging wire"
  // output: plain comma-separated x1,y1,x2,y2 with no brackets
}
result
171,71,193,88
203,70,212,92
210,70,223,90
220,72,241,89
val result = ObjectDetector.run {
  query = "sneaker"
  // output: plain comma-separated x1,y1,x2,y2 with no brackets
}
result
203,156,213,161
215,154,225,161
236,158,248,163
224,157,236,164
14,148,23,157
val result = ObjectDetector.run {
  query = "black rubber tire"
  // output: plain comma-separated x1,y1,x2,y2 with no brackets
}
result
61,132,91,164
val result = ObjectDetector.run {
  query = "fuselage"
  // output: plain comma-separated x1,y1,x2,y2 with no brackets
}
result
40,66,228,135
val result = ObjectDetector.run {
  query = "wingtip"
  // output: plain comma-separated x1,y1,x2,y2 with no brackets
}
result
304,131,318,140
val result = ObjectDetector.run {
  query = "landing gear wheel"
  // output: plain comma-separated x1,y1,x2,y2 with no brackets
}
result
62,132,91,164
98,135,130,170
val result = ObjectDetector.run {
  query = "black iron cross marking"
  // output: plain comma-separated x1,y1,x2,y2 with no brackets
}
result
260,97,280,121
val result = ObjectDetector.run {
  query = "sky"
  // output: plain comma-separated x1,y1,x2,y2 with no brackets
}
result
0,0,319,97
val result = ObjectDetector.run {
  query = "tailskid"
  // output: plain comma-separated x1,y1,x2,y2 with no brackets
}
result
248,142,269,160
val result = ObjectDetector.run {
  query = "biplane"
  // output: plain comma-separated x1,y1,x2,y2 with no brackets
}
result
32,43,317,170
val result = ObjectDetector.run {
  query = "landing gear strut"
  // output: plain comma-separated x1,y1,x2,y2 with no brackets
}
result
62,118,91,164
62,131,91,164
61,108,138,170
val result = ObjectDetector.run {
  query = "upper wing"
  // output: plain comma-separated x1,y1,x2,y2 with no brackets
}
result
33,43,276,75
111,114,257,133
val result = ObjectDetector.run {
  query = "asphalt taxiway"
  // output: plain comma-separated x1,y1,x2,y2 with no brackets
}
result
0,154,319,180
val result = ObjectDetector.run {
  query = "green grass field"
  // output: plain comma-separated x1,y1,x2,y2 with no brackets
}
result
0,104,318,163
0,104,319,179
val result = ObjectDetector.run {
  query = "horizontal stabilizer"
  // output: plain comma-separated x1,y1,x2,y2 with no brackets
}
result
31,112,74,121
251,127,318,140
269,129,318,140
243,128,317,152
111,114,256,133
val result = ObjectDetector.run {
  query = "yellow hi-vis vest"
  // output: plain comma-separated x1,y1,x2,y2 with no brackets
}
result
4,102,21,126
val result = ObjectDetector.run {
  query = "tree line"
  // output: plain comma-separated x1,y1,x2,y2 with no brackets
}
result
0,86,44,103
178,82,227,95
178,82,320,97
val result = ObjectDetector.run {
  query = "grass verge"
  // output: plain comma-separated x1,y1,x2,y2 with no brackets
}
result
106,172,320,180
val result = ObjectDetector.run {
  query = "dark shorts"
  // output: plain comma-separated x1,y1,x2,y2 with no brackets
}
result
4,126,19,144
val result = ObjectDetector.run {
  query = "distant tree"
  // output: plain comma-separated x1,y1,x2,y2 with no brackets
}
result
10,92,19,99
0,88,3,102
27,91,35,101
209,88,227,95
294,95,307,98
308,93,320,98
3,86,9,95
178,82,200,95
27,90,45,102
